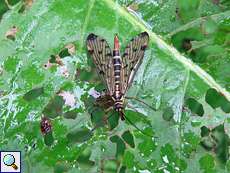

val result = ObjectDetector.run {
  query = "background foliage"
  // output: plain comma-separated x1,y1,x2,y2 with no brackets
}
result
0,0,230,172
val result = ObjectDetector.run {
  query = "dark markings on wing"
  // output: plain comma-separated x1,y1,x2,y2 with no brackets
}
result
121,32,149,93
86,33,114,95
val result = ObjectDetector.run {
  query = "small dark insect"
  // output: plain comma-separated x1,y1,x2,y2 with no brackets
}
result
40,116,52,135
86,32,150,120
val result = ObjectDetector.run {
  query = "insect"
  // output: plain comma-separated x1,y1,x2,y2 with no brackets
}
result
86,32,151,120
40,116,52,135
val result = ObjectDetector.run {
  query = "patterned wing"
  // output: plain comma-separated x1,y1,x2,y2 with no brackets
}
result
121,32,149,93
86,33,114,95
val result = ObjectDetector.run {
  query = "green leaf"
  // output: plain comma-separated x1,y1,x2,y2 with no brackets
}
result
123,150,135,169
0,0,230,172
23,87,44,101
186,98,204,116
199,154,215,171
67,128,93,143
44,131,54,146
110,135,126,158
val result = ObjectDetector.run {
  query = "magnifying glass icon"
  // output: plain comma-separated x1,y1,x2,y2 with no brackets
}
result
3,154,18,170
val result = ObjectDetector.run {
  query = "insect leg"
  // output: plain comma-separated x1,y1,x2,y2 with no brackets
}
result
125,104,154,138
125,96,156,111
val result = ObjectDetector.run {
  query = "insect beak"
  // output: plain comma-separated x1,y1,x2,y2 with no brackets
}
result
120,110,125,121
114,34,120,50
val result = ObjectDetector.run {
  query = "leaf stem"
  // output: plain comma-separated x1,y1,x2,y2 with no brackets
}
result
79,0,95,51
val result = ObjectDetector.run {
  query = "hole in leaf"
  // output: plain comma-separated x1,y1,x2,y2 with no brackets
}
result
121,130,135,148
18,0,34,13
43,131,54,146
55,55,63,66
59,48,70,58
5,26,18,41
220,97,230,113
201,126,210,137
49,55,56,63
110,135,126,157
119,166,126,173
23,87,44,101
186,98,204,116
45,43,75,69
65,43,75,55
200,124,230,163
162,107,174,121
63,110,77,119
46,55,63,66
205,88,230,113
211,125,230,163
42,95,64,118
182,38,192,51
67,128,93,143
205,88,223,108
108,112,119,130
90,107,107,128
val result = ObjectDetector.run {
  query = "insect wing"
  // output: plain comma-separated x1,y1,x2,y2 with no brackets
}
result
86,33,114,95
121,32,149,93
95,94,115,110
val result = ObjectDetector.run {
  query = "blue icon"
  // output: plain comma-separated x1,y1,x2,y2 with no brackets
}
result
0,151,21,173
3,154,18,170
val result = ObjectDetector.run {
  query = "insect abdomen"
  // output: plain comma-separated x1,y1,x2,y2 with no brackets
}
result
113,48,122,99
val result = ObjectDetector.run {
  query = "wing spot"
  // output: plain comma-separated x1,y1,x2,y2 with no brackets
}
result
99,70,104,75
87,33,97,40
124,64,128,68
88,49,94,54
140,32,149,37
141,45,147,50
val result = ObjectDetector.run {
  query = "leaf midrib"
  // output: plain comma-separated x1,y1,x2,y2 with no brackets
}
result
102,0,230,101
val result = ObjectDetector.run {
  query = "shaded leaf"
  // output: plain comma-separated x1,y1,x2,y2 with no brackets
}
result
23,87,44,101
